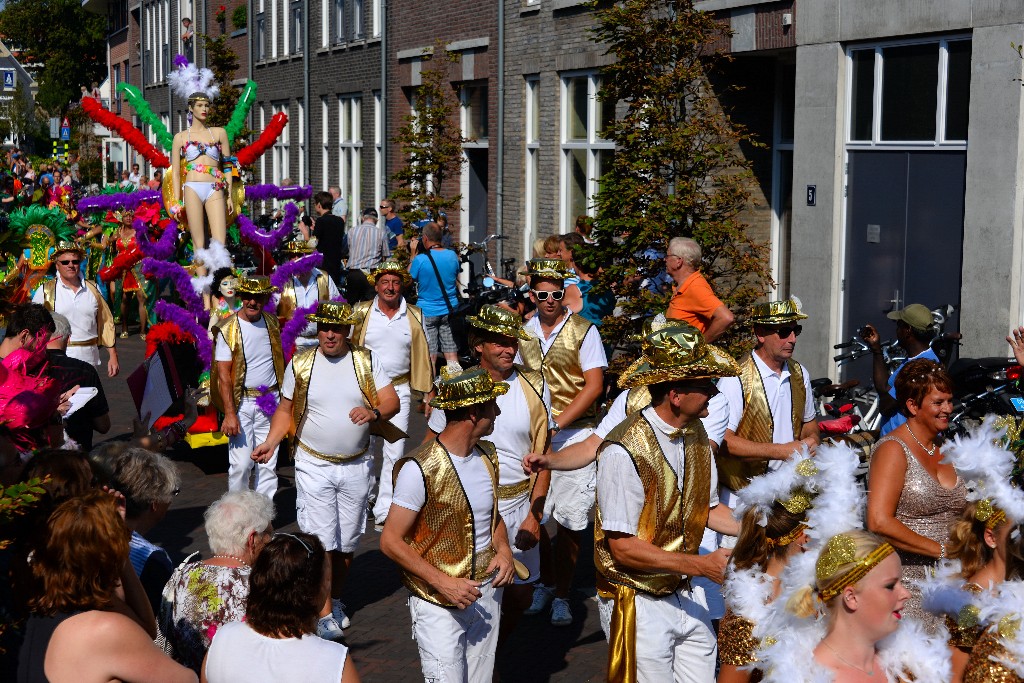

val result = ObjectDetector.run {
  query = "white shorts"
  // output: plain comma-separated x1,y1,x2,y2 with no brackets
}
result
543,428,596,531
499,493,540,585
409,581,502,683
597,584,716,683
294,448,372,553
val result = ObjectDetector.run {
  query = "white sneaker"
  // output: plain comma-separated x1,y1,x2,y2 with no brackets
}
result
550,597,573,627
524,585,554,616
331,598,352,629
316,614,345,641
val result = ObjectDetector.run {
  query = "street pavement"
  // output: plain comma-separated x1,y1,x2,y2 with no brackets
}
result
98,335,608,681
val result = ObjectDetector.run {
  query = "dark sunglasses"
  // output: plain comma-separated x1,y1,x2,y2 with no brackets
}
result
58,259,81,266
770,325,803,338
532,289,565,302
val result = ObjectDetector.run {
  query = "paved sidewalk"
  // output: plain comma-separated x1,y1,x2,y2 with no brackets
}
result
98,336,608,681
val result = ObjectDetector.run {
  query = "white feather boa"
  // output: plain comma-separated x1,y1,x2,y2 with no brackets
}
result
919,559,979,618
943,415,1024,525
975,580,1024,676
191,240,233,294
731,447,813,526
722,564,776,625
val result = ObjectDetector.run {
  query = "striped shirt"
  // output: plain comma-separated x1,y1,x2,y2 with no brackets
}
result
347,220,391,270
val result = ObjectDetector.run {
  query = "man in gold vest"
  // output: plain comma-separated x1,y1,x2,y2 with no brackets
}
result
425,305,551,641
718,298,820,513
517,258,607,627
381,366,517,683
253,300,399,641
595,325,740,683
274,240,340,349
348,259,433,527
211,275,285,497
33,240,118,377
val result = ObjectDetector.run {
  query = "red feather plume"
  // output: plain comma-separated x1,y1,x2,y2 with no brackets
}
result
81,97,171,168
98,241,142,283
235,113,288,167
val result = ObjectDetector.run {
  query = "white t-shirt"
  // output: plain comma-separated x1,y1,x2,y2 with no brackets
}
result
204,621,348,683
361,297,413,380
595,389,729,447
428,370,550,487
718,351,815,442
393,446,493,553
214,316,278,388
597,407,719,556
32,278,98,342
279,269,340,340
519,310,607,372
282,347,389,455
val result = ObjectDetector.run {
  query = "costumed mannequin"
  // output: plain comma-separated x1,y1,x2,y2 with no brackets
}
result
208,267,241,332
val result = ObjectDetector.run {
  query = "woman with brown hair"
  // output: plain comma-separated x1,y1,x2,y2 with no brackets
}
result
201,532,360,683
866,358,967,631
17,490,196,682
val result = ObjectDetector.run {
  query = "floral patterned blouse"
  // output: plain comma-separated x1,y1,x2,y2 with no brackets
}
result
157,553,251,673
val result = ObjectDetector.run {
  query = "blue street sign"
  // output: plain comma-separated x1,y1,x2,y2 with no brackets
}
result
2,70,14,90
60,127,70,141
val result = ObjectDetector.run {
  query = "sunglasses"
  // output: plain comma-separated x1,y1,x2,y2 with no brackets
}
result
275,532,313,556
532,289,565,302
58,259,81,266
770,325,803,338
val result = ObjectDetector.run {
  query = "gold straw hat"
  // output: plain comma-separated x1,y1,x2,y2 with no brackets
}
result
53,240,84,257
748,298,808,326
527,258,572,281
306,301,363,326
619,324,740,389
235,275,278,295
367,259,412,286
429,366,509,410
281,240,316,255
467,305,531,341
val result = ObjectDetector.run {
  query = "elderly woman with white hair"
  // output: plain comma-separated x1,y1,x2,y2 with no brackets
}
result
158,490,275,673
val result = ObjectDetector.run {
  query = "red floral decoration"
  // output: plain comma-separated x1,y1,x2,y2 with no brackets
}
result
80,98,170,168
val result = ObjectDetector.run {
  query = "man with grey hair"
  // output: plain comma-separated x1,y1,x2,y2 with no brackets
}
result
329,185,347,222
112,446,180,612
46,311,110,449
665,236,735,342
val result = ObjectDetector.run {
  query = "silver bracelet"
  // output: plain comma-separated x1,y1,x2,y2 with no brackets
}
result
939,542,946,560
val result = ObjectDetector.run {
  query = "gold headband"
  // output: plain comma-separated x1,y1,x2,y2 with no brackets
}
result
817,540,895,602
974,498,1008,530
766,522,808,550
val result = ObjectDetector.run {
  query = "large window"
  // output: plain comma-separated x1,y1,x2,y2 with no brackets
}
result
272,102,290,185
847,37,971,146
461,84,488,142
322,97,330,189
560,72,614,231
255,0,266,60
291,0,303,54
112,65,121,114
374,90,382,211
524,76,540,253
297,98,305,186
333,0,345,43
338,96,362,220
351,0,363,39
371,0,381,38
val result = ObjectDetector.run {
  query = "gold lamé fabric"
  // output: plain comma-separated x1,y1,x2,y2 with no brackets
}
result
948,583,984,651
719,611,758,666
393,439,500,607
873,435,967,634
964,627,1024,683
351,299,433,394
520,314,599,429
276,271,331,322
718,354,806,492
288,345,317,435
210,312,285,414
595,413,711,596
626,386,651,417
596,577,638,683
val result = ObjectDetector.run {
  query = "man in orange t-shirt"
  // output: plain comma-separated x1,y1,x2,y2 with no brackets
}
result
664,236,735,342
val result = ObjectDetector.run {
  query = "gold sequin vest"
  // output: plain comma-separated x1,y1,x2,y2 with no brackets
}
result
518,313,599,428
276,271,331,322
288,344,377,435
210,312,285,414
595,413,711,596
349,299,433,394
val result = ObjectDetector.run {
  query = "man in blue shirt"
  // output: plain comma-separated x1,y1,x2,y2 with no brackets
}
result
409,222,461,367
380,198,405,251
860,303,938,435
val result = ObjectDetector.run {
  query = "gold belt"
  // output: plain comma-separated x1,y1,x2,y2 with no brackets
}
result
472,546,497,581
68,338,98,347
297,439,369,464
242,385,279,398
497,479,531,500
391,373,410,386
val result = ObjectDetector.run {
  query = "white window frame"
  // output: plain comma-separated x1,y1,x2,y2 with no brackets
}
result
352,0,363,39
524,76,540,259
333,0,345,44
270,0,278,58
373,90,382,210
272,101,290,185
338,96,362,222
320,0,329,48
259,106,268,208
845,34,970,150
371,0,381,38
559,70,614,233
291,0,303,54
297,98,306,186
322,96,330,189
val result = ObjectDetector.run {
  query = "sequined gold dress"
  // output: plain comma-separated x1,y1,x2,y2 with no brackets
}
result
964,626,1023,683
872,435,967,633
718,611,763,682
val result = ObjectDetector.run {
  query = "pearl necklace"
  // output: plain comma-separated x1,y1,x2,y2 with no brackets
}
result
210,554,250,568
905,424,937,457
823,640,875,677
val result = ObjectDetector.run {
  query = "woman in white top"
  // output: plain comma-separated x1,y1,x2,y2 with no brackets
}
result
201,531,360,683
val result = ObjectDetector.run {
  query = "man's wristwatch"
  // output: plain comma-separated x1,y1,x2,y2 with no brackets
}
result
371,408,381,422
551,423,561,434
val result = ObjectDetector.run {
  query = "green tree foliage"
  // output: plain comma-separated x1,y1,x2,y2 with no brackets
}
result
200,33,242,130
0,0,106,114
389,42,465,235
582,0,772,358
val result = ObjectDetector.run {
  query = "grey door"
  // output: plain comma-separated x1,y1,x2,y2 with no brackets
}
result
842,150,966,376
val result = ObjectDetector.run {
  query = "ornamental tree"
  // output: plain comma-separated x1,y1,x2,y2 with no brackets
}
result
581,0,772,359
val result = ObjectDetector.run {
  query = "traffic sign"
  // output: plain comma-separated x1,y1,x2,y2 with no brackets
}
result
60,126,70,141
1,70,14,91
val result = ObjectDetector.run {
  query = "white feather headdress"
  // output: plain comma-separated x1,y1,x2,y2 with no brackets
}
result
168,56,220,101
731,446,816,527
943,415,1024,525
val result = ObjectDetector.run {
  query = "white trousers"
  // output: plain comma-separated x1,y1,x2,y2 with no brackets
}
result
543,427,596,531
597,584,717,683
227,397,277,498
372,383,412,524
408,581,503,683
500,493,540,585
295,449,372,552
67,344,101,367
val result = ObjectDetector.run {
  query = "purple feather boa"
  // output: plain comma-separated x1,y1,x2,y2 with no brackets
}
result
245,184,313,202
254,386,279,418
78,190,163,214
133,218,179,260
155,301,213,370
280,295,347,362
142,258,209,324
270,252,323,291
237,203,299,251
